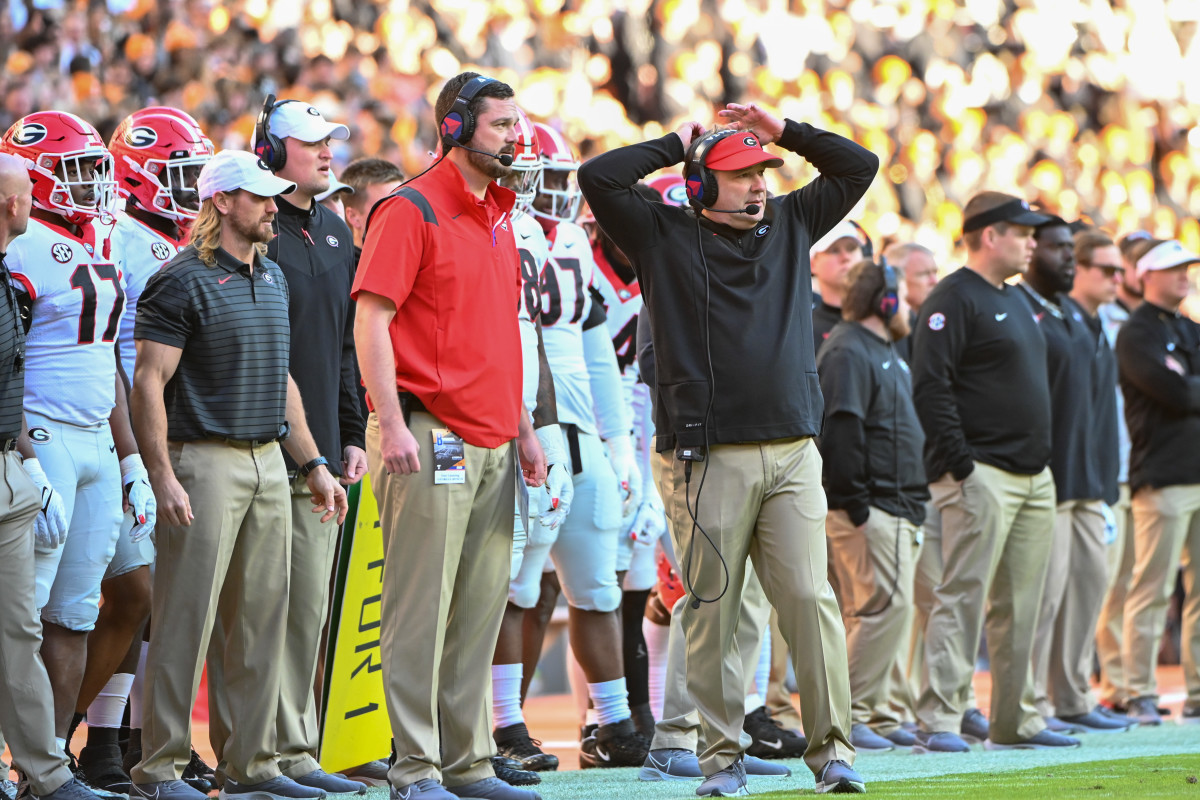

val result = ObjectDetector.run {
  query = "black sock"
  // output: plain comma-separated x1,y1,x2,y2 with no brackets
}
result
621,589,651,707
86,726,120,749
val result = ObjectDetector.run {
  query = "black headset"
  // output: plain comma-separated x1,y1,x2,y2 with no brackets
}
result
439,75,497,146
683,129,741,209
877,256,899,321
254,94,296,172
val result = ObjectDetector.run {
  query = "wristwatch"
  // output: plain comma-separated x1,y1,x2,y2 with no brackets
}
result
299,456,329,477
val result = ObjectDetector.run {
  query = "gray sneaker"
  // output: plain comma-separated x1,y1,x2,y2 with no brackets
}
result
744,756,790,777
960,708,989,744
1059,708,1134,733
292,771,365,796
1043,716,1083,735
220,776,325,800
335,763,387,788
446,777,540,799
984,730,1081,750
849,723,894,753
815,760,865,794
389,780,455,800
696,759,748,797
639,750,702,781
130,780,208,800
1126,696,1163,726
22,778,115,800
912,730,970,754
1181,705,1200,724
882,727,916,747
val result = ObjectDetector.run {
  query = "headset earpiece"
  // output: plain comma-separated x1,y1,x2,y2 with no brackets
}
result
683,129,739,209
254,95,289,173
877,256,899,321
439,75,496,146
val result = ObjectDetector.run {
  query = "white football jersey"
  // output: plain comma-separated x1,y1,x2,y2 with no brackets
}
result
540,220,598,432
111,210,185,383
8,217,123,426
591,243,644,400
514,211,548,414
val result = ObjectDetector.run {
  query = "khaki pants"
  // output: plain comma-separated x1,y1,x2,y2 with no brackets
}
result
917,463,1054,742
827,507,920,729
887,502,940,725
658,437,852,775
367,411,515,789
765,609,803,732
0,451,73,794
1096,484,1134,705
208,476,341,779
1032,500,1108,717
1121,484,1200,704
133,441,291,786
650,565,770,752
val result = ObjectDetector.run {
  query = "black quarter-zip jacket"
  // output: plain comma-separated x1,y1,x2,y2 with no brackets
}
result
1116,301,1200,492
579,121,879,451
268,196,365,474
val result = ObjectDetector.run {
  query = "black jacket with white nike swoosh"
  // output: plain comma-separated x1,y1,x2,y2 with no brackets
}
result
910,267,1051,480
579,120,878,451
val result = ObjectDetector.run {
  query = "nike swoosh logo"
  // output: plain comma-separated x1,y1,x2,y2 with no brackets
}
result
451,213,462,220
757,738,783,750
882,361,891,369
109,444,116,452
218,275,234,284
595,746,613,762
995,312,1008,321
564,242,575,248
520,232,531,239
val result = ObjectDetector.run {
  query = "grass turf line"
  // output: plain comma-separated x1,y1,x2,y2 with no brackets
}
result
752,754,1200,798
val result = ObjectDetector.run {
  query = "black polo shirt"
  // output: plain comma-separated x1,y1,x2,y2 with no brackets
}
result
0,253,26,441
135,245,291,443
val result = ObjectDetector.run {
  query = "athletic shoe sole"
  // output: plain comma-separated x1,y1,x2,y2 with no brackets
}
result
984,739,1082,751
637,766,698,782
815,777,866,794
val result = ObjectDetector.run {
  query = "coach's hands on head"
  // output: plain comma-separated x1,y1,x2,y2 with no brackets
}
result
23,457,69,548
675,121,707,153
306,464,348,524
717,103,784,145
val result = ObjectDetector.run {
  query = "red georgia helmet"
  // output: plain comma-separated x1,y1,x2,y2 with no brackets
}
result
647,174,689,208
110,107,214,222
1,111,115,225
509,109,541,215
531,122,581,223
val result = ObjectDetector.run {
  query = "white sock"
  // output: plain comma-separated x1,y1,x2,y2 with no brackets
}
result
643,618,670,721
130,641,148,728
88,672,135,728
755,624,772,703
491,664,525,729
589,678,631,727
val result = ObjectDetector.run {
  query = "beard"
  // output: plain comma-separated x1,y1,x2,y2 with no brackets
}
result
230,213,274,246
467,147,514,181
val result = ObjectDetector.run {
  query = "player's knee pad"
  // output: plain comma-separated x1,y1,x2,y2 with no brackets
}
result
622,536,658,591
509,524,555,609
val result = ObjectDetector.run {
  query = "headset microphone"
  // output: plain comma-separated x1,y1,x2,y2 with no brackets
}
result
451,140,514,166
706,204,760,215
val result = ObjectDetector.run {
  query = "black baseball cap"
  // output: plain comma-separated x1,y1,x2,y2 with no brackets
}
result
961,197,1053,234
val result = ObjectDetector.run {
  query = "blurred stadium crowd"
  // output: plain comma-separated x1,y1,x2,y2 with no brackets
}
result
4,0,1200,270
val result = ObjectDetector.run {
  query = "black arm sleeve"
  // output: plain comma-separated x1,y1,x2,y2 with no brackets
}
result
911,291,975,481
338,292,367,450
821,412,872,526
578,134,685,259
1116,321,1200,413
776,120,879,243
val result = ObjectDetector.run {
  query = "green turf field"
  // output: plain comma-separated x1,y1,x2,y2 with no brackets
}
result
359,724,1200,798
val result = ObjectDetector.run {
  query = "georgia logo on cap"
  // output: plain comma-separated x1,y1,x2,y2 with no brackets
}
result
306,107,321,116
743,135,758,147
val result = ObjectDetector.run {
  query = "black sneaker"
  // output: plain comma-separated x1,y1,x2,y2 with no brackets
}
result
76,744,132,795
743,707,806,759
1181,705,1200,724
120,732,141,779
488,758,538,788
631,703,656,741
578,719,649,769
493,724,558,772
183,750,217,794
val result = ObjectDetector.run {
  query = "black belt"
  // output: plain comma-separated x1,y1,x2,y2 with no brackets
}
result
399,392,428,426
211,435,283,449
562,423,583,476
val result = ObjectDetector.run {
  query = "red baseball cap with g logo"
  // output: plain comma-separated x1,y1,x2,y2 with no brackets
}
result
704,133,784,171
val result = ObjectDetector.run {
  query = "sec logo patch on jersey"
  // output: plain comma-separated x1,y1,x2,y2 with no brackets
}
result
928,312,946,331
151,242,171,260
51,243,72,263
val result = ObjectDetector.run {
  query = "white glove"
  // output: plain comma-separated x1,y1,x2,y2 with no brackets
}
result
535,425,574,530
605,434,641,517
628,493,666,548
121,454,157,543
23,458,68,549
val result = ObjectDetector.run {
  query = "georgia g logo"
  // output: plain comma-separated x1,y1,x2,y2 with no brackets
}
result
51,243,72,263
28,427,51,444
11,122,47,147
743,135,759,147
665,184,689,206
126,126,158,148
